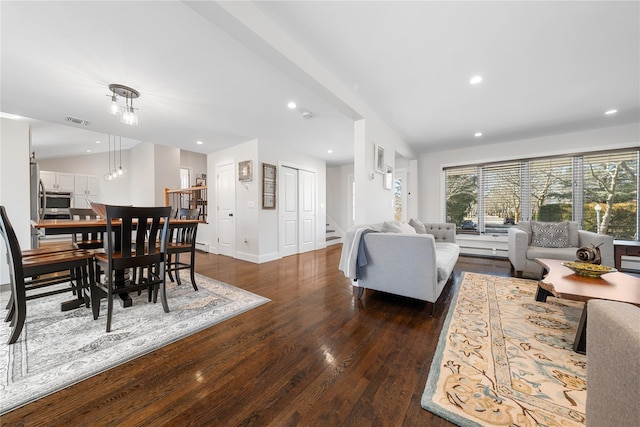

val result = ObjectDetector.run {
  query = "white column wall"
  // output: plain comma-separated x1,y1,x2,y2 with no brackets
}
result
0,118,30,284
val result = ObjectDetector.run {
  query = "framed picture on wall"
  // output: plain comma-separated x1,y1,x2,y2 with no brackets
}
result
263,194,276,209
262,163,277,209
196,178,206,186
239,160,252,181
375,144,385,173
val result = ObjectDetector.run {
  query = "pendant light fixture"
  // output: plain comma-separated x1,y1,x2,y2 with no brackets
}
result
104,135,114,181
107,83,140,126
104,134,127,181
116,135,127,177
111,137,118,179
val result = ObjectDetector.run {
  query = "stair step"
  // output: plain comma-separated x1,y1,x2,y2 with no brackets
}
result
326,236,341,241
326,229,335,233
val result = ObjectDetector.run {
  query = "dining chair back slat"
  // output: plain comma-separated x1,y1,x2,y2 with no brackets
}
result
93,205,171,332
0,205,94,344
166,208,200,291
69,207,104,250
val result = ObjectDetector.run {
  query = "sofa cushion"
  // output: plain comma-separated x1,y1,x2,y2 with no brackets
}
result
531,221,570,248
568,222,579,247
526,246,577,261
409,218,427,234
435,242,460,282
382,221,416,234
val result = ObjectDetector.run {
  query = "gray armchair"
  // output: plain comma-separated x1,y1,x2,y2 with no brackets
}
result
508,221,614,279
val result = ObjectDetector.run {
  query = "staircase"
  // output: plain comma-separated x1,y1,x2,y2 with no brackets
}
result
325,216,343,246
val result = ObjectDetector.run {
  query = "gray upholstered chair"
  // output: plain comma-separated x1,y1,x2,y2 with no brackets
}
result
586,300,640,427
507,221,614,279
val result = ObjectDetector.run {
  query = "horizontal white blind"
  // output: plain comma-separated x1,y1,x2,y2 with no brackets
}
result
528,157,573,221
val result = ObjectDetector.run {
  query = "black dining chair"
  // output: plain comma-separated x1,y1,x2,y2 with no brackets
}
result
0,205,94,344
68,207,104,250
91,205,171,332
166,208,200,291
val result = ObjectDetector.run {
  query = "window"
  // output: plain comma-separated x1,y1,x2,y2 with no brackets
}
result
582,151,638,239
445,149,639,239
445,167,478,232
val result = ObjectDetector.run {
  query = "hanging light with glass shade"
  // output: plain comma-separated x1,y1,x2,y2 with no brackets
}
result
116,135,127,177
104,135,114,181
107,83,140,126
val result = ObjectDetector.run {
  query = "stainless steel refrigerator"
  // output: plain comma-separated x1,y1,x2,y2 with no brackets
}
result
29,155,45,249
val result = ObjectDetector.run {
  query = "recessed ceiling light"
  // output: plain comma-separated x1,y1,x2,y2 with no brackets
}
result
328,149,333,154
604,109,618,115
287,101,297,109
474,132,483,137
196,140,203,145
86,149,92,153
95,140,101,144
470,75,483,85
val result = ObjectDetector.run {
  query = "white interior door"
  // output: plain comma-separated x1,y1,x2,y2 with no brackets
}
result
216,161,235,257
279,166,298,257
298,169,315,253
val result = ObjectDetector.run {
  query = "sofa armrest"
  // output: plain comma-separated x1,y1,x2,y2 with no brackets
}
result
586,300,640,427
508,227,528,271
578,230,615,267
422,222,457,243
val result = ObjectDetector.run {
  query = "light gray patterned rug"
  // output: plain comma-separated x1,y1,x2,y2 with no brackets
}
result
0,272,269,415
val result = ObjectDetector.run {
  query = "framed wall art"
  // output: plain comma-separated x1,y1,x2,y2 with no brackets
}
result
196,178,206,186
262,163,277,209
374,144,385,173
238,160,253,182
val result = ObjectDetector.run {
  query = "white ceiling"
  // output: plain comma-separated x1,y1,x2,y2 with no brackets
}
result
1,1,638,164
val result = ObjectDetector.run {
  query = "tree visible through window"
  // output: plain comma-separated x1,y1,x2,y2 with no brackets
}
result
444,149,639,239
583,151,638,239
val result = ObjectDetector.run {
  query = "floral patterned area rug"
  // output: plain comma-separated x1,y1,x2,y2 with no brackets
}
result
422,272,587,426
0,272,269,415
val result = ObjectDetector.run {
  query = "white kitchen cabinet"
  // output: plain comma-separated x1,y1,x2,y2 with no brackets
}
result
74,174,100,208
40,170,75,192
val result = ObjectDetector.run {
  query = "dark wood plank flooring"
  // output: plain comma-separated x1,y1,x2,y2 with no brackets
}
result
1,246,511,426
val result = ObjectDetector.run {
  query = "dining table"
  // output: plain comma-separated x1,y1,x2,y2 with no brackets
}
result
31,217,201,309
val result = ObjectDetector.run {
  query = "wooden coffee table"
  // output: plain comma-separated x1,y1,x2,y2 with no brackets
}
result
535,258,640,353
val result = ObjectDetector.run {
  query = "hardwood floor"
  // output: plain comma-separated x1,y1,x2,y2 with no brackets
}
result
2,247,511,426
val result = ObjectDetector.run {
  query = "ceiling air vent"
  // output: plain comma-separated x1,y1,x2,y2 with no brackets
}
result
65,116,90,126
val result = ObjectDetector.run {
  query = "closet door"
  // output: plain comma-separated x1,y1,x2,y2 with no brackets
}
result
279,166,298,257
298,169,315,254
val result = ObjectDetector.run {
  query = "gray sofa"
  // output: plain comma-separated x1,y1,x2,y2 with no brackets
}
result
339,221,460,311
586,300,640,427
508,221,614,279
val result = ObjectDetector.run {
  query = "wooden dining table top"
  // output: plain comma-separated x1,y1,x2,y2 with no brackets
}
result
32,217,201,230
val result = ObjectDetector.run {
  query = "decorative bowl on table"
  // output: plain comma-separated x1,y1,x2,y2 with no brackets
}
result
561,261,617,278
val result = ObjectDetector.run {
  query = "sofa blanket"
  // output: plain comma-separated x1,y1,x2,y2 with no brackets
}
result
340,221,460,305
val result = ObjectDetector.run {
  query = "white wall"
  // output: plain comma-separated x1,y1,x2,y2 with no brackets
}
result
327,163,353,234
180,150,207,186
205,139,259,261
0,118,30,284
354,118,416,225
419,123,640,222
128,142,156,206
152,144,181,206
203,138,326,263
261,139,327,261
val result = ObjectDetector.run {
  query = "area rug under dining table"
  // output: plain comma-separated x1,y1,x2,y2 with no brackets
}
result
422,272,587,427
0,272,269,415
